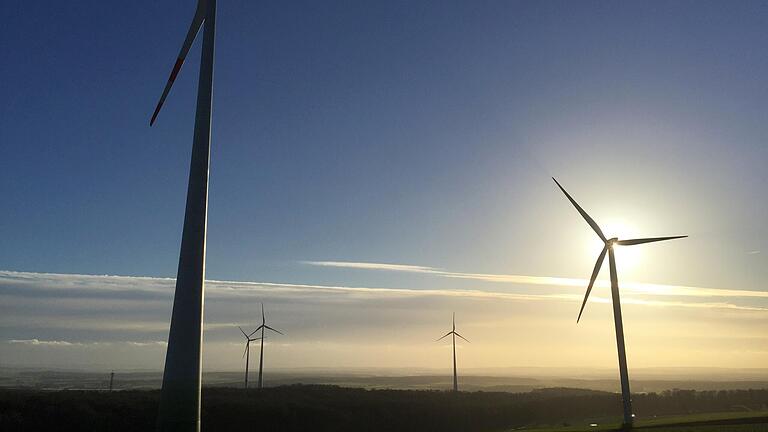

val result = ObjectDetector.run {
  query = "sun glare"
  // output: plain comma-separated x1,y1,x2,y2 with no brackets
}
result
586,219,644,273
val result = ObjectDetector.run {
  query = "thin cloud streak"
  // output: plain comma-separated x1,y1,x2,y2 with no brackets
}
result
305,261,440,274
8,339,167,347
304,261,768,300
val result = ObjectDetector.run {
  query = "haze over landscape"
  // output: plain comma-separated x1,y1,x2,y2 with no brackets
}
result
1,264,767,373
1,0,766,397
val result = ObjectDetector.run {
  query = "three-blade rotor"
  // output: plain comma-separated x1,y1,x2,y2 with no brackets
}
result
553,178,687,322
239,325,260,340
437,313,470,342
256,303,285,336
255,324,285,335
238,326,262,358
436,331,470,343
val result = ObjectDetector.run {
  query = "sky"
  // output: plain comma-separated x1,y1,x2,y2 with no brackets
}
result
0,0,766,372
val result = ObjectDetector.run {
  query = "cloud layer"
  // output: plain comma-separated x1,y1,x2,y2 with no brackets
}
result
1,267,766,370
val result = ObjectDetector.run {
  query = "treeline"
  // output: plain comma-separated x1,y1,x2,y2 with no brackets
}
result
0,385,766,431
636,389,768,416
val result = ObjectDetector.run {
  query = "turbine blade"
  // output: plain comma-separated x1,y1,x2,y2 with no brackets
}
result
552,177,607,242
454,332,470,343
452,312,455,331
242,341,249,359
265,325,284,335
247,329,259,337
261,303,265,325
577,245,608,323
617,236,688,246
149,1,206,126
238,326,248,338
436,331,452,341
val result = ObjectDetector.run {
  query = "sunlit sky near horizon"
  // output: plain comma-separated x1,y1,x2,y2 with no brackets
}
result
1,0,766,372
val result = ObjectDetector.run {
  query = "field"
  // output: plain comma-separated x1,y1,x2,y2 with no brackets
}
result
526,411,768,431
1,385,767,432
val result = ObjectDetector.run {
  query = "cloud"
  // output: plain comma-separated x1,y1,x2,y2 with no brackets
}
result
303,260,768,300
1,269,767,370
1,269,765,341
7,339,167,347
124,341,168,347
305,261,440,274
9,339,79,346
1,269,766,329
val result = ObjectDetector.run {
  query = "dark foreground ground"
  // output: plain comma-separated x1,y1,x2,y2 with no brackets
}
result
1,386,767,432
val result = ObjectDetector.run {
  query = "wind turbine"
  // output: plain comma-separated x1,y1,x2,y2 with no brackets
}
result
150,1,217,430
255,303,284,389
553,177,686,428
436,313,469,392
238,326,261,390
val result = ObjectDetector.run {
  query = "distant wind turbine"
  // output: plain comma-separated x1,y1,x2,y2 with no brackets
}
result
238,326,262,390
255,304,284,389
150,0,217,430
553,177,686,428
436,313,469,392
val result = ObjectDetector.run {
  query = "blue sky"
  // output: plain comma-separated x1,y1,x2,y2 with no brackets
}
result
1,1,766,369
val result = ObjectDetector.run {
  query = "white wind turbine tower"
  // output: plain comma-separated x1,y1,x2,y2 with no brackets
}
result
553,177,686,428
436,313,469,392
255,303,284,389
149,1,217,430
238,326,261,390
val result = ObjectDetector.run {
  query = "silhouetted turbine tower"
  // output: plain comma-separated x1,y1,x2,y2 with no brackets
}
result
553,177,686,428
255,304,284,389
149,0,217,430
238,326,262,390
436,313,469,392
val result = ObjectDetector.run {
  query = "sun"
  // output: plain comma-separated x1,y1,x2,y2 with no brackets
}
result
585,218,644,273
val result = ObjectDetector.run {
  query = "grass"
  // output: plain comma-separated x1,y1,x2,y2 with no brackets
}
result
520,410,768,431
645,426,768,432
